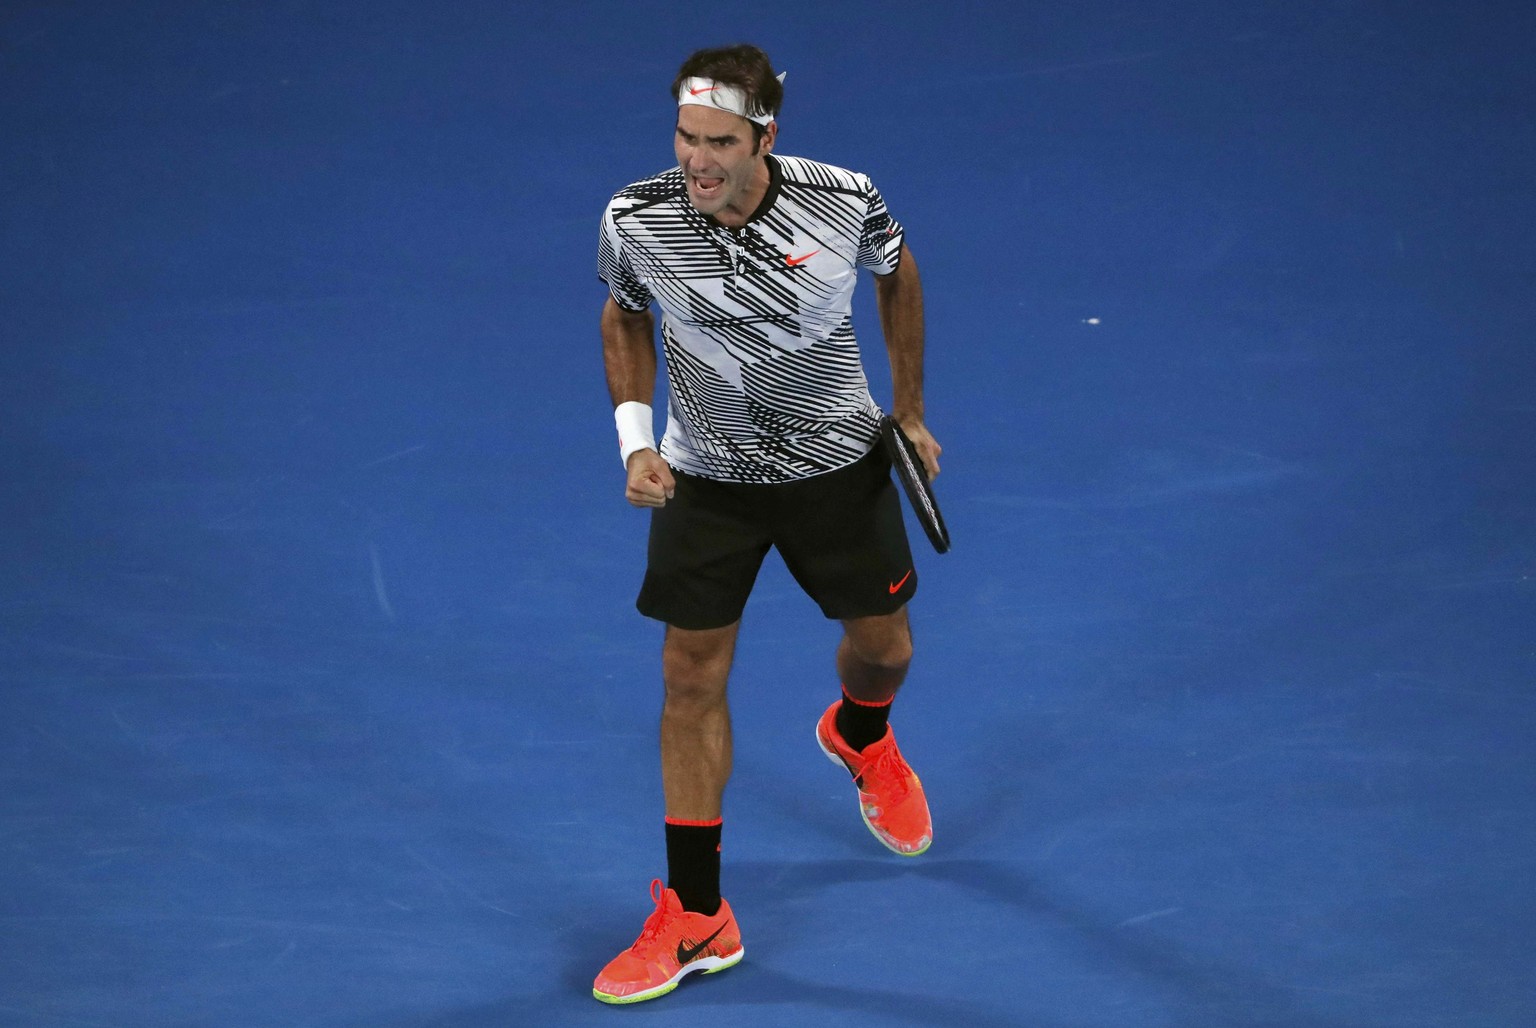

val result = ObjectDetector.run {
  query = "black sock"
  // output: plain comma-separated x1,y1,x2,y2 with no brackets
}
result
835,687,893,753
665,818,722,915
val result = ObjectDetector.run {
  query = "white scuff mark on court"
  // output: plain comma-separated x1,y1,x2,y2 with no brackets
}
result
520,736,596,748
6,912,423,940
1118,907,1182,928
0,1003,116,1028
110,709,143,745
44,641,145,662
968,49,1169,82
1037,827,1075,862
1422,572,1533,591
360,444,425,470
403,847,518,918
369,543,396,621
73,852,138,874
1082,317,1101,325
208,935,257,950
31,722,92,759
202,82,247,104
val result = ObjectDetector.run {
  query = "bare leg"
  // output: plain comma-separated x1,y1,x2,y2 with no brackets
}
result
821,605,932,856
660,622,740,821
837,606,913,704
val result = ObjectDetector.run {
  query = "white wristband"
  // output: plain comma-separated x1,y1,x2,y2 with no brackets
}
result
614,401,656,468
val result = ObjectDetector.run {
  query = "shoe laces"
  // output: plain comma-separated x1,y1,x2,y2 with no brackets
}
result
631,879,677,952
862,740,913,800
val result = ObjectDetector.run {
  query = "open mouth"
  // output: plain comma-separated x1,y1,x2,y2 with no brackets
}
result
692,175,724,194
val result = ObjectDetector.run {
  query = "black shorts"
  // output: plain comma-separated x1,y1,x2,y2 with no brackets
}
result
637,448,917,630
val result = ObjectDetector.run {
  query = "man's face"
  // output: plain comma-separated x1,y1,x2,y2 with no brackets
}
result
674,103,773,220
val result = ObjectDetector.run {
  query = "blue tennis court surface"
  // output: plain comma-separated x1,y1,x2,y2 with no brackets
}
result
3,3,1533,1025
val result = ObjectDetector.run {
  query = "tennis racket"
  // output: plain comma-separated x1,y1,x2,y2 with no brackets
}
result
879,415,950,554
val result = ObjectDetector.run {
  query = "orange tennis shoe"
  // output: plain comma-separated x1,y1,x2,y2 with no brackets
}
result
592,880,743,1005
816,701,932,856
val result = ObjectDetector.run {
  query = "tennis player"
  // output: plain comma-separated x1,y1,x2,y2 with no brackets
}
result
593,43,942,1005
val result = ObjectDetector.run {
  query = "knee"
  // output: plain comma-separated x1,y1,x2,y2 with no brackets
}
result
844,617,913,672
865,634,913,673
662,630,735,709
662,660,726,707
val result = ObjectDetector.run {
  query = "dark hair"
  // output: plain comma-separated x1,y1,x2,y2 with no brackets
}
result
671,44,782,146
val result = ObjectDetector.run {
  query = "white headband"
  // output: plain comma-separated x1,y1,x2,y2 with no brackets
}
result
677,72,786,127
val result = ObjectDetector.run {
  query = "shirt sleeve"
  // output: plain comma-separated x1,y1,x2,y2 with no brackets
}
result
855,176,904,274
597,203,654,312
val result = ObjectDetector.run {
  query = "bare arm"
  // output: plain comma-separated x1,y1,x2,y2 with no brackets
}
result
600,297,674,506
602,296,656,406
874,244,941,479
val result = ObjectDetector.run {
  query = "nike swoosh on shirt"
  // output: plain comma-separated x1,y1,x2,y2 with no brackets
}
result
676,923,728,965
888,569,914,594
785,250,820,266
